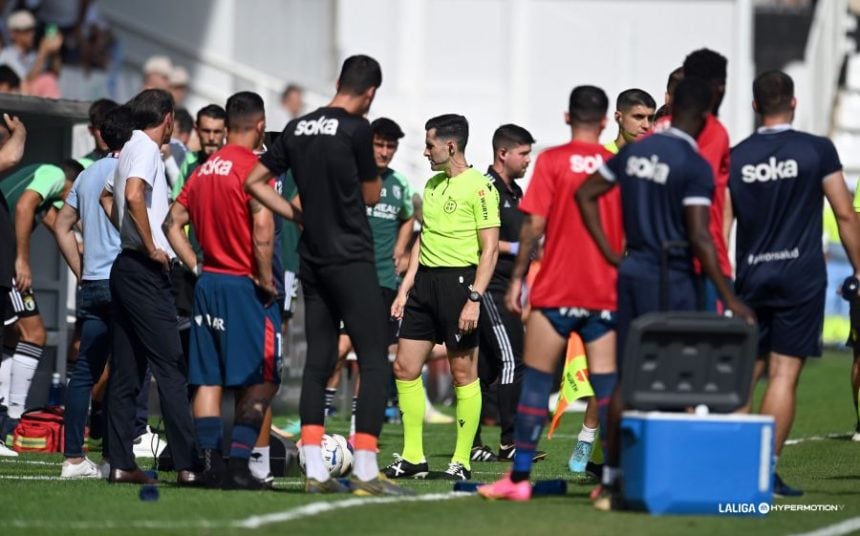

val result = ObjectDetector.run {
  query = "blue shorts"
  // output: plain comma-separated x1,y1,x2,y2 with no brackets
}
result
616,260,698,367
539,307,616,343
754,293,824,358
189,273,282,387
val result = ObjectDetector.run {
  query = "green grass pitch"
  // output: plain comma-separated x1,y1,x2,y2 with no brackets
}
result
2,351,859,535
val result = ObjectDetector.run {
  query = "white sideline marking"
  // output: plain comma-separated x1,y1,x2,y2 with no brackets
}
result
236,492,469,529
788,516,860,536
0,459,62,466
0,475,68,480
784,433,851,446
0,474,305,488
6,491,469,530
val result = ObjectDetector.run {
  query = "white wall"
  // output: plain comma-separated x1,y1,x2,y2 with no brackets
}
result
100,0,336,130
338,0,755,192
99,0,755,191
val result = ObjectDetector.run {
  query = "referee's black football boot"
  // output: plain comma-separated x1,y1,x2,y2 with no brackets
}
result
440,462,471,481
470,444,498,462
382,455,430,479
222,457,265,491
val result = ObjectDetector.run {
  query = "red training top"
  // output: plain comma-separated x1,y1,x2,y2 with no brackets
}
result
520,140,623,311
177,144,260,276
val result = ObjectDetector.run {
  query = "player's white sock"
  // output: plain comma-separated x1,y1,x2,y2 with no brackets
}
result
0,352,13,406
353,450,379,481
249,446,270,480
578,424,598,443
9,344,41,419
302,445,330,481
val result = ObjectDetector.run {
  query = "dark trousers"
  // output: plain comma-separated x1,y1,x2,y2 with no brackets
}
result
64,280,112,458
299,259,390,438
476,288,524,446
106,250,196,471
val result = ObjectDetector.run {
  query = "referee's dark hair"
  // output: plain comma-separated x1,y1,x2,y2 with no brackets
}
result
753,70,794,116
617,88,656,112
371,117,404,141
196,103,226,124
127,88,174,130
337,54,382,95
568,85,609,125
226,91,265,131
492,124,535,152
425,114,469,152
672,77,712,121
101,105,135,152
88,98,118,129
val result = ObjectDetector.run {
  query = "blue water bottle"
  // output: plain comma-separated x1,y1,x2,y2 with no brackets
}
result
48,372,62,406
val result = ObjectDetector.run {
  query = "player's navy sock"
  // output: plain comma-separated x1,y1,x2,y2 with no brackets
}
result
510,367,552,482
589,372,617,452
229,424,258,460
194,416,223,451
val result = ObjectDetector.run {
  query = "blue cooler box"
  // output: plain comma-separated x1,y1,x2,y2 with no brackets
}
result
621,411,774,515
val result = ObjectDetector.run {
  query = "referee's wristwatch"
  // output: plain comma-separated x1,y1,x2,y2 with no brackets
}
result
468,290,482,303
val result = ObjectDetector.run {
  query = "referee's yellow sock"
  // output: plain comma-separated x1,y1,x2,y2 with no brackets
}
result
452,379,481,470
395,377,426,464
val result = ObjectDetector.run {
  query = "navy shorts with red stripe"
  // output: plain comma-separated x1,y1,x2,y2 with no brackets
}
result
189,272,282,387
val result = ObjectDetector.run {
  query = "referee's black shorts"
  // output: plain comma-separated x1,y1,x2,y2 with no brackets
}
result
399,266,477,351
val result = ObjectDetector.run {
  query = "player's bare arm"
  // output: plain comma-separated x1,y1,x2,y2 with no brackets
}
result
99,187,117,229
163,201,197,273
392,236,421,320
393,216,414,274
250,197,276,301
0,114,26,172
505,214,545,315
576,172,622,267
41,206,59,233
14,189,43,291
684,205,754,324
823,170,860,282
361,175,382,206
244,162,303,224
53,203,83,281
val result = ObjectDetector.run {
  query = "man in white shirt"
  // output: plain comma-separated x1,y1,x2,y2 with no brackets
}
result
0,10,62,93
101,89,199,486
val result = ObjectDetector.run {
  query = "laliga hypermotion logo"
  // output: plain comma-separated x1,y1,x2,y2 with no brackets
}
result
717,502,770,514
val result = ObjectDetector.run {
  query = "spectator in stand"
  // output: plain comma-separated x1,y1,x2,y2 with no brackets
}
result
0,10,63,98
142,55,172,90
269,84,304,130
0,65,21,93
281,84,304,119
169,66,189,106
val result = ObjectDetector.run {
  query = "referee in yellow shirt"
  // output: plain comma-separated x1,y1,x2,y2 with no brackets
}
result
385,114,500,481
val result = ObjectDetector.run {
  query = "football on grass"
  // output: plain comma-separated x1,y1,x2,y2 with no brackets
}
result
297,434,353,477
